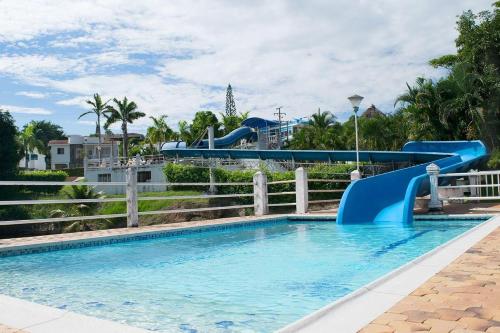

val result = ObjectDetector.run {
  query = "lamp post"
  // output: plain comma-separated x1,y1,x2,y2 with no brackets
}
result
348,94,364,180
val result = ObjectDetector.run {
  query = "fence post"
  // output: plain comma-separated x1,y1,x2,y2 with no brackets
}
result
253,171,268,216
83,157,88,177
468,169,480,197
426,163,442,211
126,165,139,227
295,167,308,214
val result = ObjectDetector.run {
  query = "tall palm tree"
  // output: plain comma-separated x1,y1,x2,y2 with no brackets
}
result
309,109,337,131
104,97,145,159
147,115,173,152
19,124,44,169
79,93,109,161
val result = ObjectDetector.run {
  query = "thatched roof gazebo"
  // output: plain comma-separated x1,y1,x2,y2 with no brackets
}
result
361,104,385,118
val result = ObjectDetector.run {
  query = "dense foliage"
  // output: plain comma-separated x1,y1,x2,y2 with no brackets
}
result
0,111,20,181
163,163,353,204
21,120,65,166
17,170,68,194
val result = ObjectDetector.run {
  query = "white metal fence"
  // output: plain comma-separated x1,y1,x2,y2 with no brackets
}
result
0,167,349,230
438,170,500,201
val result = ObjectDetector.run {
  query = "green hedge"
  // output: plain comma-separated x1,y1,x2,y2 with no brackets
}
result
164,163,354,204
17,170,68,194
63,168,84,177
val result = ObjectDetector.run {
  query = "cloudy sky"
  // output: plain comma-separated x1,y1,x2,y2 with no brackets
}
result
0,0,492,134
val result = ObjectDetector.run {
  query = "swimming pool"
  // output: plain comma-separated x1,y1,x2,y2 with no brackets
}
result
0,218,486,332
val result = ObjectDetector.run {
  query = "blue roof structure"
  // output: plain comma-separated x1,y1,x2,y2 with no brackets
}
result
241,117,279,129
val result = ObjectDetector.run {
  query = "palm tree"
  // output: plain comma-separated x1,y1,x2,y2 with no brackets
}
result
309,109,337,131
104,97,145,159
79,93,109,161
147,115,173,152
19,124,44,169
178,120,193,144
52,185,108,232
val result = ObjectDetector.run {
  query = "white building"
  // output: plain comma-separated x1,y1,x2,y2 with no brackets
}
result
18,148,47,170
49,135,119,170
85,162,167,195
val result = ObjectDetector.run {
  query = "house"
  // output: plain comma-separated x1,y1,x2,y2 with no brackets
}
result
18,148,47,170
49,135,120,170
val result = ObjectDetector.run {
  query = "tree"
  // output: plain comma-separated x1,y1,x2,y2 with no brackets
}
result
19,123,44,169
427,2,500,148
104,97,145,159
23,120,64,167
51,185,109,232
0,110,20,180
290,109,343,150
178,120,194,144
225,84,237,117
146,115,173,152
80,93,109,161
190,111,221,144
220,111,249,135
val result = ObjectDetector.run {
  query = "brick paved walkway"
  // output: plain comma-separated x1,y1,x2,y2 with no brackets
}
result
359,227,500,333
0,323,24,332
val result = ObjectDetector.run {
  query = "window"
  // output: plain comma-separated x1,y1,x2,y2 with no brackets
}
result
30,154,38,160
57,147,65,155
98,173,111,182
137,171,152,183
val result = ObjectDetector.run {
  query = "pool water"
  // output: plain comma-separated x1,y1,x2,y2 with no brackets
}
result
0,218,485,332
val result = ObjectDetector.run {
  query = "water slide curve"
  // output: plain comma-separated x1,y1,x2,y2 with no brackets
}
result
161,126,256,150
162,140,488,225
337,141,488,225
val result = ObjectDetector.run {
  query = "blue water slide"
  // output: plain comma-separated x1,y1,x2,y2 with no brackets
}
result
161,126,256,150
193,126,256,149
337,141,488,225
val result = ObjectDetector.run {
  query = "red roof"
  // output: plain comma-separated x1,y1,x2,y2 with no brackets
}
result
48,139,68,145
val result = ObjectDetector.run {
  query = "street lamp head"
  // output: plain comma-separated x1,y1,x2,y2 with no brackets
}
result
348,94,364,108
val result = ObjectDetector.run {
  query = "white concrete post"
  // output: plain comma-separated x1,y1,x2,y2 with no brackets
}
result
295,167,308,214
350,169,361,181
426,163,442,211
208,126,216,194
126,166,139,227
468,169,480,197
253,171,268,216
83,157,88,177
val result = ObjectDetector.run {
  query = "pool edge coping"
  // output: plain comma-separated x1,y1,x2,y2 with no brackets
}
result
275,214,500,333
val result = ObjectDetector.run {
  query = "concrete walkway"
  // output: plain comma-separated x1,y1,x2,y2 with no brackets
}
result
359,227,500,333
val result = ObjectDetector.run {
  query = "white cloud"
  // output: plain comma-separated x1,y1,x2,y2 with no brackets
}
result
77,120,96,126
16,91,48,99
1,105,53,115
0,0,494,130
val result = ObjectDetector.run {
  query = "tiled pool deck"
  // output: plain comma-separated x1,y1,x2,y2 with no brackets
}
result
359,227,500,333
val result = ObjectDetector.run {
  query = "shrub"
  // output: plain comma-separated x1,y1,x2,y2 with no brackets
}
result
163,163,209,190
0,206,30,221
63,168,84,177
17,170,68,194
487,149,500,170
164,163,353,204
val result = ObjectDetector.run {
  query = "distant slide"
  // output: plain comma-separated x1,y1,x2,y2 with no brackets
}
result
193,126,256,149
161,126,256,150
337,141,488,225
